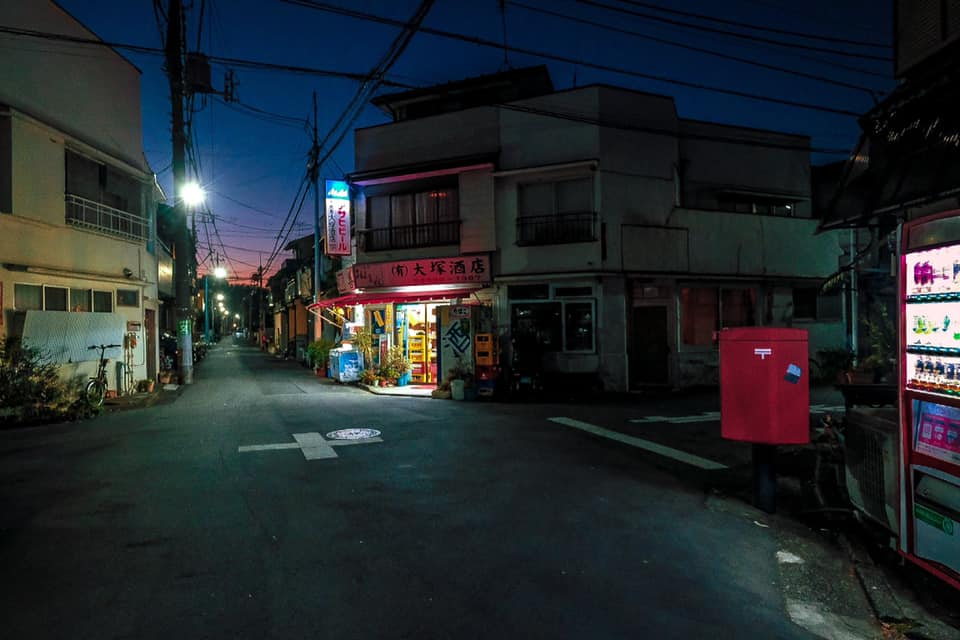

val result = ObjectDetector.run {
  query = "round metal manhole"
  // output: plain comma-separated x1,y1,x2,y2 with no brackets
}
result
326,428,381,440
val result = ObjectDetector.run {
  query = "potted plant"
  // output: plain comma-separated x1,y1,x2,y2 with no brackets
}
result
386,345,412,386
136,379,155,393
307,338,336,377
351,326,375,370
359,368,378,387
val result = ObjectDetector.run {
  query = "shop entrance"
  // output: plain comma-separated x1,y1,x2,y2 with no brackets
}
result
395,303,439,383
630,306,669,387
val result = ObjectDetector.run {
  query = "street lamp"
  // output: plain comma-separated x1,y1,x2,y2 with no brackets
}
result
181,181,205,207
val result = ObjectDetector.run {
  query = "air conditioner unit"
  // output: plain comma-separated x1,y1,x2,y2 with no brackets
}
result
844,407,900,536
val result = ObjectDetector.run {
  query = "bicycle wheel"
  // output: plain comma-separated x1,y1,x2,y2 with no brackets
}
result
85,378,106,408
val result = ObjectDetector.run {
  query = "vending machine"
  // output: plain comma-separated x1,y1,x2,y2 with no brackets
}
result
900,211,960,590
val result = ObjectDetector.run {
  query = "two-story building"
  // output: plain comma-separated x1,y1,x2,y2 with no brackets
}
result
0,1,163,392
320,66,847,391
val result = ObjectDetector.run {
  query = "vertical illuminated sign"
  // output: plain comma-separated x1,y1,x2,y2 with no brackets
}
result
324,179,351,256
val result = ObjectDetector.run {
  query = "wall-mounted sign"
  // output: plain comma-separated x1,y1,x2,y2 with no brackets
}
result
351,255,490,288
126,321,142,332
450,305,471,319
336,267,356,293
325,179,351,257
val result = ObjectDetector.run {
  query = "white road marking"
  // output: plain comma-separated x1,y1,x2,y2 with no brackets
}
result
548,417,727,470
292,432,338,460
238,431,382,461
776,550,805,564
238,443,302,452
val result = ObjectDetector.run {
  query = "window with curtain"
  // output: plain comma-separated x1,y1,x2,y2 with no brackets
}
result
363,188,459,250
71,289,92,312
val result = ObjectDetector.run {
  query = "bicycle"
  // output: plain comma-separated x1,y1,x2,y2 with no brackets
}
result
85,344,121,408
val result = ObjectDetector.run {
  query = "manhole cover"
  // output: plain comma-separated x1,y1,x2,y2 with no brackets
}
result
326,428,381,440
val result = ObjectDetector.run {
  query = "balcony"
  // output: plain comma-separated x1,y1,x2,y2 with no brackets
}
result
65,194,148,242
517,211,597,246
360,220,460,251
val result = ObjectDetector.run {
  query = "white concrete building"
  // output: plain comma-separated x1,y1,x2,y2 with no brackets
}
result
345,67,846,390
0,1,163,392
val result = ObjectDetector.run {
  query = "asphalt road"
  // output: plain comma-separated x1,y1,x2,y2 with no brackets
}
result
1,344,846,639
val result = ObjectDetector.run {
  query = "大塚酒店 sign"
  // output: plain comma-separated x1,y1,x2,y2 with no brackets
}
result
350,255,490,289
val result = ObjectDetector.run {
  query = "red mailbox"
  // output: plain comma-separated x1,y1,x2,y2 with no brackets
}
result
720,327,809,445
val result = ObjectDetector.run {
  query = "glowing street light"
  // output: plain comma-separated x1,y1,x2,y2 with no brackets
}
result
181,181,205,207
213,265,227,279
216,293,224,302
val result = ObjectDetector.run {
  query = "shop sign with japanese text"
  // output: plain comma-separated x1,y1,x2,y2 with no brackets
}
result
352,255,490,288
324,179,351,256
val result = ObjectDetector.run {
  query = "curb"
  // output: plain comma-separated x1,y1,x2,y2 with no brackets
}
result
837,533,908,624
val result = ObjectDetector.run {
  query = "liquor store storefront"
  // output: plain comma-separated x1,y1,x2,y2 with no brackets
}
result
309,255,495,386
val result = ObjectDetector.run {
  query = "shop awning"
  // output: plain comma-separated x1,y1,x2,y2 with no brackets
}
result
307,285,482,311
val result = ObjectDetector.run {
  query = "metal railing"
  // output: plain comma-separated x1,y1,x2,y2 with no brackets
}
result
360,220,460,251
65,194,148,242
517,211,597,246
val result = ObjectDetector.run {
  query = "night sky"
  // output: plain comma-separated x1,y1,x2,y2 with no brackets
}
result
51,0,894,282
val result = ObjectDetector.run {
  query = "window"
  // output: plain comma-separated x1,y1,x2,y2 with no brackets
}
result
71,288,91,312
681,288,718,346
510,286,596,353
793,287,841,321
116,289,139,308
555,286,594,298
14,284,42,311
93,290,113,312
564,302,595,351
717,194,797,217
64,149,147,241
44,286,68,311
512,302,563,352
363,188,459,250
681,287,756,346
517,178,596,245
507,284,549,300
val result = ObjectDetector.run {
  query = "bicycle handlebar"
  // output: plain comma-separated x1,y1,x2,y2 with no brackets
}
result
87,344,122,350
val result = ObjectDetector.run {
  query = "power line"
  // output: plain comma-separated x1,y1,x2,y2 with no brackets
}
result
0,25,411,86
508,1,882,97
576,0,892,62
608,0,890,49
280,0,864,117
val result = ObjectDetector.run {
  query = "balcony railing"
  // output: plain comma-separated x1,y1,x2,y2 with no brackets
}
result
360,220,460,251
65,194,148,242
517,211,597,246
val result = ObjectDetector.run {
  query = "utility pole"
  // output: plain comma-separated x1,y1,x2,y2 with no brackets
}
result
311,91,324,340
258,255,266,350
165,0,194,384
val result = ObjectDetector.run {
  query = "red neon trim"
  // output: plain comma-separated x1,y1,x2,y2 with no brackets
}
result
307,286,480,311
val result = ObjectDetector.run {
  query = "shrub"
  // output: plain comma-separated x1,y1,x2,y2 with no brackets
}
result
307,338,336,369
0,337,89,424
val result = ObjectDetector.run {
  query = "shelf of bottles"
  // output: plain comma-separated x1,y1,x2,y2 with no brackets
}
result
905,245,960,394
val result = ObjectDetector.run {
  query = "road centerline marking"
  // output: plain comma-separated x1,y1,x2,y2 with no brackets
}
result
548,417,727,470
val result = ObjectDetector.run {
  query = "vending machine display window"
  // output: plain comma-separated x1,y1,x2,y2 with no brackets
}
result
914,400,960,465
